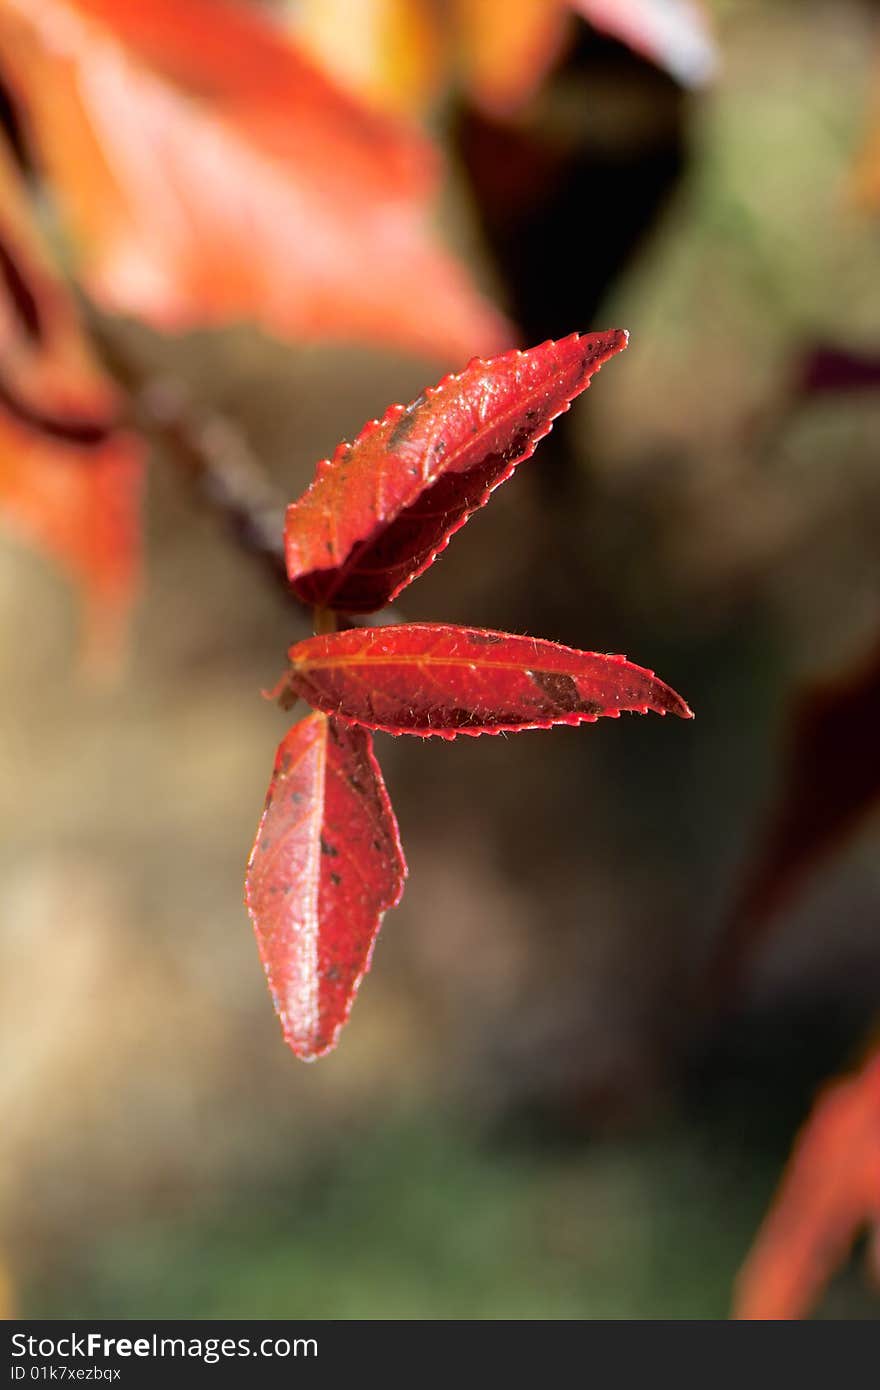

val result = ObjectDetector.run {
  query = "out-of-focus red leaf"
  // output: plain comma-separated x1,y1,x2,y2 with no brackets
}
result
292,0,444,119
0,0,509,360
285,330,628,613
0,143,141,665
454,0,573,117
734,1044,880,1320
244,712,406,1061
571,0,717,88
714,640,880,993
851,50,880,212
282,622,693,738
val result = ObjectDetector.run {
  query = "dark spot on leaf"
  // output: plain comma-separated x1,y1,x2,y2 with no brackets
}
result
531,669,582,710
388,392,427,451
469,631,503,646
329,871,341,887
320,835,339,857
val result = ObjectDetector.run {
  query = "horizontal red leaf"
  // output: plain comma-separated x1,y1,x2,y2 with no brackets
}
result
245,712,406,1060
284,330,628,613
282,623,693,738
734,1045,880,1320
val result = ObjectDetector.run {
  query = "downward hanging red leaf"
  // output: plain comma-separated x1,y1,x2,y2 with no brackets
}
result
245,712,406,1061
734,1044,880,1320
282,623,692,738
284,330,628,613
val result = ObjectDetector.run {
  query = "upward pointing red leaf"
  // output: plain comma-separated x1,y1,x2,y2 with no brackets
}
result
245,712,406,1061
284,330,628,613
283,622,692,738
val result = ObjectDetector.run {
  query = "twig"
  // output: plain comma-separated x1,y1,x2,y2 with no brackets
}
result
86,304,402,631
85,306,308,613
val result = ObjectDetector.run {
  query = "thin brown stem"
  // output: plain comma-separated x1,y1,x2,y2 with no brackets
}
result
85,302,401,632
85,306,308,613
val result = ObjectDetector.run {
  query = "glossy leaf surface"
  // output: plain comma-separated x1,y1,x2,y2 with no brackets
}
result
245,712,406,1060
283,623,693,738
734,1045,880,1319
0,0,508,359
285,330,627,613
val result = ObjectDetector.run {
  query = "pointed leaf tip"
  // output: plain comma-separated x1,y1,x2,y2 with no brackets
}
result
285,623,692,738
245,713,406,1060
285,329,629,613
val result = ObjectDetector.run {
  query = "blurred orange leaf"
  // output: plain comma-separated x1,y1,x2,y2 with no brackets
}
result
0,143,141,666
292,0,444,119
453,0,572,117
0,0,509,360
734,1044,880,1319
291,0,717,123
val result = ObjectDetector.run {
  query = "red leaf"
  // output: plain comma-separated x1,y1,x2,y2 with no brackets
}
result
713,639,880,994
0,0,509,360
284,330,628,613
734,1045,880,1320
0,143,142,667
244,712,406,1061
283,622,692,738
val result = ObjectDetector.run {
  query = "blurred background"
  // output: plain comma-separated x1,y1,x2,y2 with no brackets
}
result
2,0,880,1319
